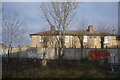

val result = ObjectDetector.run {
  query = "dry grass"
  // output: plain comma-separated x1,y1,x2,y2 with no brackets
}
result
2,58,118,78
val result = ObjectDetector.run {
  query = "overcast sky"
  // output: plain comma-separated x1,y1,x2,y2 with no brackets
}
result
2,2,118,33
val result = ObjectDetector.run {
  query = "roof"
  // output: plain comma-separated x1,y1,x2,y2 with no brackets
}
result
30,30,116,36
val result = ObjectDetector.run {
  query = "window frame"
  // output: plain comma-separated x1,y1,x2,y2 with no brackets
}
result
39,36,44,42
83,36,88,42
104,36,109,44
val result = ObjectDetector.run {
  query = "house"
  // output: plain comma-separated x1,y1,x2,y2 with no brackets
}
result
0,43,7,48
0,43,8,54
30,25,118,48
0,42,29,54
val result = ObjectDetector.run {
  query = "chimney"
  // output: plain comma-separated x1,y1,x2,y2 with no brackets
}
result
50,24,55,33
87,25,94,32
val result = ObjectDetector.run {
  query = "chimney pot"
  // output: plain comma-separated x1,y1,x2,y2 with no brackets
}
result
50,24,55,33
87,25,94,32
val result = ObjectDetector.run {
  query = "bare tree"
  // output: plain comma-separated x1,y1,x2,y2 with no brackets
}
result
77,17,89,48
40,2,79,59
2,12,28,58
77,17,89,60
96,21,118,34
16,21,29,57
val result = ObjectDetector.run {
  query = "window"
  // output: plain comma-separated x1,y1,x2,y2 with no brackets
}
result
65,36,69,42
104,36,108,43
39,36,44,42
83,36,88,42
56,36,59,41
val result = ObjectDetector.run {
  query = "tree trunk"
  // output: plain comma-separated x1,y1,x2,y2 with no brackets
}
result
101,37,104,49
42,47,48,66
18,45,21,58
8,46,11,58
79,37,84,61
8,45,12,63
7,49,10,63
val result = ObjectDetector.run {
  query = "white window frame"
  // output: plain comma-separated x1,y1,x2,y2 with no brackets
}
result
56,36,59,41
83,36,88,42
39,36,44,42
104,36,108,43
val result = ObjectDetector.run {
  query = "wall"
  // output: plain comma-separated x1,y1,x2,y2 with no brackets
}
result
104,36,117,48
30,35,57,48
84,36,101,48
117,40,120,48
0,43,30,55
30,35,118,48
11,46,29,53
2,46,120,63
64,48,120,63
30,35,40,47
